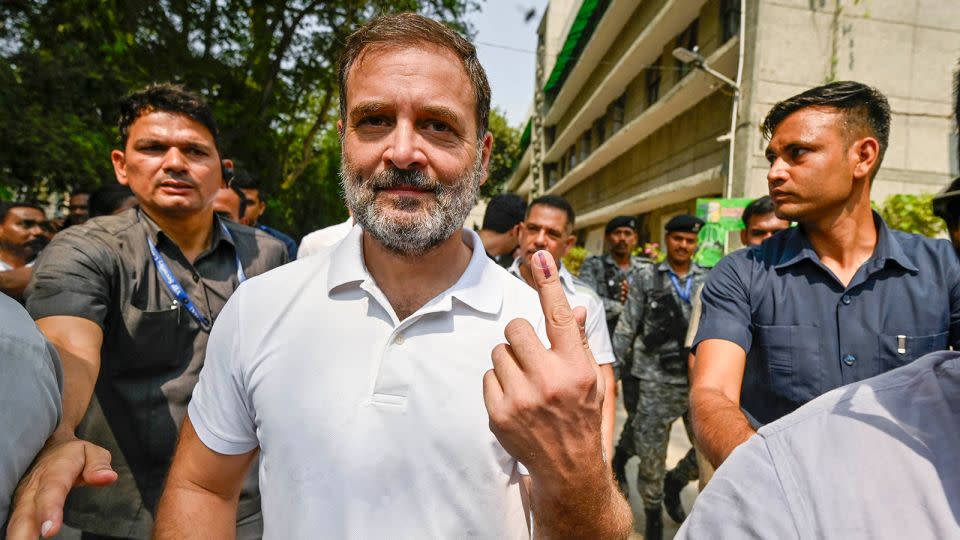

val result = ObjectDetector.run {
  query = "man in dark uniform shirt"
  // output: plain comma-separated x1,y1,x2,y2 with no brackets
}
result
7,83,287,539
690,81,960,473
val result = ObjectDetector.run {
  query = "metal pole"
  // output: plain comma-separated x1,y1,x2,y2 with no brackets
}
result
725,90,740,198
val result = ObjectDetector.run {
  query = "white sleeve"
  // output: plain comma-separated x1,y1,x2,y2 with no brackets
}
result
585,294,615,365
187,287,259,455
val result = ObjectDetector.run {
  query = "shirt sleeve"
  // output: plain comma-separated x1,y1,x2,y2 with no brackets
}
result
675,435,800,540
684,285,704,348
692,252,753,353
0,298,62,527
187,286,259,455
585,293,615,365
612,271,643,363
944,243,960,349
25,229,113,326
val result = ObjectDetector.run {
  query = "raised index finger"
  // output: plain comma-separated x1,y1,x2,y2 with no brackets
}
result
528,250,585,356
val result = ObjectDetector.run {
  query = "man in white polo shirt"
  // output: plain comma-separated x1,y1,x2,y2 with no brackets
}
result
153,13,631,539
507,194,618,459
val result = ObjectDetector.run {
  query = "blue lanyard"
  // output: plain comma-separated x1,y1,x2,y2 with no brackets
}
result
668,271,693,304
146,222,246,328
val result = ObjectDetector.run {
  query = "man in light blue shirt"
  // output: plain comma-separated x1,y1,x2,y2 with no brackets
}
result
0,294,62,533
678,350,960,539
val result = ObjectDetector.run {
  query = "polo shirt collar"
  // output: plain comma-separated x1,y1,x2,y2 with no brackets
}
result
507,256,576,296
327,225,504,316
138,210,234,249
773,212,919,273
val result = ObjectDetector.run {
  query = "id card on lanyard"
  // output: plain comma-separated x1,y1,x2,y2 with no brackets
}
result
146,220,246,329
668,271,693,305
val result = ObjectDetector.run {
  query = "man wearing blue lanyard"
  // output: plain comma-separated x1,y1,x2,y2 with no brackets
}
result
8,83,287,539
613,214,706,540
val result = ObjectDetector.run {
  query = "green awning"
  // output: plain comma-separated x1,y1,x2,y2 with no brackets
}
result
519,118,532,153
542,0,609,96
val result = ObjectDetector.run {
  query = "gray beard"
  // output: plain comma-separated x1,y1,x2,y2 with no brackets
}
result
340,152,483,257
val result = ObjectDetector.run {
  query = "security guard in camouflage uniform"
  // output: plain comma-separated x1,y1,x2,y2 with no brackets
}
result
580,216,649,493
613,214,707,540
579,215,649,336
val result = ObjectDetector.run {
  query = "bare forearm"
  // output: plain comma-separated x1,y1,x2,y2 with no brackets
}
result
154,482,239,539
690,387,755,468
530,463,632,539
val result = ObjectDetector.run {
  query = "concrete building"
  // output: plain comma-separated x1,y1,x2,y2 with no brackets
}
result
507,0,960,253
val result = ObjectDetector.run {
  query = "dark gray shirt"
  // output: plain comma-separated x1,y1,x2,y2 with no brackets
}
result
0,294,62,531
678,351,960,539
25,209,287,536
693,214,960,425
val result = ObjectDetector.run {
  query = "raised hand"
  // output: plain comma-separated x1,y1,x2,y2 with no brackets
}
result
483,249,605,482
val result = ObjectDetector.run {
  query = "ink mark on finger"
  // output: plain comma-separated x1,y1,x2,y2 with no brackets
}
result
537,252,551,278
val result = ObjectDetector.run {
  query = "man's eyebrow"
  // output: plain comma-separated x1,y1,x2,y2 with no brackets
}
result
349,101,391,121
133,137,212,150
419,105,464,128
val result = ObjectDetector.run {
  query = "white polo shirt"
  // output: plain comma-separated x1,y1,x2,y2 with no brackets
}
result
507,259,616,366
189,225,546,539
297,216,354,258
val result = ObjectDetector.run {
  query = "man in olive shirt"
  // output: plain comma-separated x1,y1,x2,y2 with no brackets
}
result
7,83,287,539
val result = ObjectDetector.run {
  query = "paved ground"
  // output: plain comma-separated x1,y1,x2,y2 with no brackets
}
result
614,385,700,539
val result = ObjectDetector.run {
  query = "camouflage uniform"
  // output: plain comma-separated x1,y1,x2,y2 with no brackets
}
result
578,253,650,337
580,253,650,480
612,261,707,508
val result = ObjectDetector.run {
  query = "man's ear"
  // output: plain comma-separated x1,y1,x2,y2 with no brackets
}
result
337,119,344,137
851,137,880,182
111,150,128,186
221,158,235,188
478,131,494,188
561,234,576,257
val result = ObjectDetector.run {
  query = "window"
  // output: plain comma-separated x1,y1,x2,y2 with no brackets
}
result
580,130,592,161
595,117,606,145
646,60,661,106
675,20,699,79
721,0,740,42
568,147,578,171
611,93,626,131
545,163,559,187
544,125,556,149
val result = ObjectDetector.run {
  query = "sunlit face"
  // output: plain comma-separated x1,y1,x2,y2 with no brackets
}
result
339,45,492,256
665,231,698,266
765,107,861,222
606,226,637,257
240,188,264,226
112,111,224,219
740,212,790,246
519,204,575,268
212,187,243,222
0,206,47,259
67,193,89,224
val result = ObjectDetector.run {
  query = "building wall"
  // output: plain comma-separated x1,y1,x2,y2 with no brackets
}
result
563,91,730,213
736,0,960,202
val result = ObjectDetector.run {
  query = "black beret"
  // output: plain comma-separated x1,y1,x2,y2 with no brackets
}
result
605,215,638,234
932,176,960,221
665,214,705,233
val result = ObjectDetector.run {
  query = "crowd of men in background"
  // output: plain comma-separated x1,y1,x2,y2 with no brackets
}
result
2,11,960,540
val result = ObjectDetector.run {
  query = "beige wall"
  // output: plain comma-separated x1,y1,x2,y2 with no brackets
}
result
736,0,960,202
